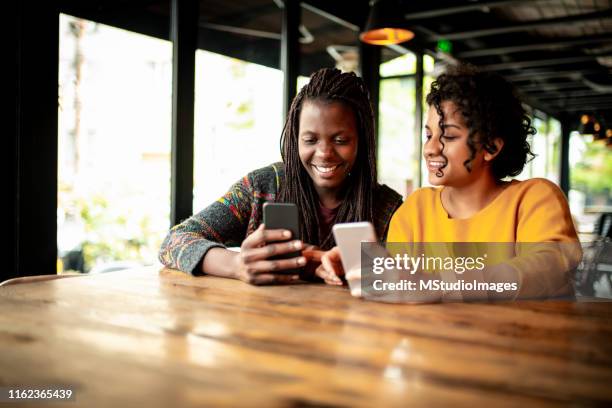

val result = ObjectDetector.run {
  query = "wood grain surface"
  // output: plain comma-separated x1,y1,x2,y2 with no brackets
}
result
0,266,611,407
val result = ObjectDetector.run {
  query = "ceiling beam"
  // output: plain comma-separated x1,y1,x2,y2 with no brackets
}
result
433,8,612,41
536,90,610,100
505,69,606,81
520,83,588,93
552,98,612,107
479,55,608,71
458,34,612,58
560,105,612,112
200,1,361,40
199,21,281,40
58,1,170,40
301,2,359,32
403,0,555,20
204,3,279,26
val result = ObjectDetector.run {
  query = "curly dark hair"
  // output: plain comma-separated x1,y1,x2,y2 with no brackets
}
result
426,63,535,180
278,68,377,249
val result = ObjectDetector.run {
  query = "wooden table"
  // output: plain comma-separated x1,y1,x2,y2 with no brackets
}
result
1,267,611,407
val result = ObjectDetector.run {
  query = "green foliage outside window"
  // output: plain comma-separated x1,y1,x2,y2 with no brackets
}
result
572,142,612,197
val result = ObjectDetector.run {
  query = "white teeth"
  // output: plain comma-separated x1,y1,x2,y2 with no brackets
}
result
428,161,446,168
313,164,339,173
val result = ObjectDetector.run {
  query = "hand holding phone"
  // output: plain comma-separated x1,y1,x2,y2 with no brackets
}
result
234,223,306,285
263,203,301,262
231,203,304,285
331,222,380,296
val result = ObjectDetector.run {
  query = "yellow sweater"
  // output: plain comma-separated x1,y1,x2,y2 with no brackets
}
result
388,178,578,243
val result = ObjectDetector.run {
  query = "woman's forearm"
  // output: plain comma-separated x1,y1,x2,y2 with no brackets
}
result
457,245,580,300
201,247,240,279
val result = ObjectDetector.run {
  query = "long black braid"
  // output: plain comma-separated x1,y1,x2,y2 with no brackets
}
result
278,68,377,250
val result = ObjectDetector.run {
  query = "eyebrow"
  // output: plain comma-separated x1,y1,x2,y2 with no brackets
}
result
300,130,351,137
441,123,462,130
424,123,462,130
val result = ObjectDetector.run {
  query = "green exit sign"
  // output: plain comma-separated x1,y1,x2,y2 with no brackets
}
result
437,39,453,54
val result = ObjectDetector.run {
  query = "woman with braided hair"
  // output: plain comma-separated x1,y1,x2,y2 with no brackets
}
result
159,68,402,285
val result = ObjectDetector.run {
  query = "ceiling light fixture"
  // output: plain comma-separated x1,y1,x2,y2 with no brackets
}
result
360,0,414,45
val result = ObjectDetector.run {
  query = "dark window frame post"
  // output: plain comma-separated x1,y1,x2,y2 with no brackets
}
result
359,42,381,145
560,116,571,196
414,52,424,188
281,0,300,119
10,1,59,280
170,0,199,226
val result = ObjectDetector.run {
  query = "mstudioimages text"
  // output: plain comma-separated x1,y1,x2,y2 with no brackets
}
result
372,279,519,293
372,254,487,275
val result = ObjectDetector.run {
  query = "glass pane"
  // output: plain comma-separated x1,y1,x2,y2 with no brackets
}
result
58,14,172,273
517,116,545,180
424,54,435,74
378,77,416,197
569,132,612,238
380,52,416,77
546,118,562,185
193,51,283,208
515,115,561,183
297,75,310,92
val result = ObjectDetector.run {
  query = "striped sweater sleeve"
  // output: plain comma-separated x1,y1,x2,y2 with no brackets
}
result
158,174,254,275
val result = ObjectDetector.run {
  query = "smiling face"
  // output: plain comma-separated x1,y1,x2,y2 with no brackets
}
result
298,100,359,201
424,101,496,187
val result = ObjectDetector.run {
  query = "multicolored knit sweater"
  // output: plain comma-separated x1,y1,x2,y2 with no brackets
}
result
158,162,403,275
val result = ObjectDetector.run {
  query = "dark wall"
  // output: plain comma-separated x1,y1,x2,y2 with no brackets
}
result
9,1,18,281
9,1,59,279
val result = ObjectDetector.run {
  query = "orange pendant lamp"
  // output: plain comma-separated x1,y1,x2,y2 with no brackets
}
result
360,0,414,45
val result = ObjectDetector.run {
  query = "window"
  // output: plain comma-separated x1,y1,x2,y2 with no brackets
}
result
58,14,172,273
193,51,283,208
378,51,418,197
378,76,416,197
517,114,561,183
569,132,612,237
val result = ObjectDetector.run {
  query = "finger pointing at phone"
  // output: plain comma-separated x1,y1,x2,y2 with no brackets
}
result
317,247,345,285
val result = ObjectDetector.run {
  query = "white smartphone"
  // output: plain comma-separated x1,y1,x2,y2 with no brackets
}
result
332,222,378,295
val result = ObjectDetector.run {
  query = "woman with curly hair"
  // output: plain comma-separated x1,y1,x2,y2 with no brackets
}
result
158,68,402,285
389,64,577,244
320,64,581,299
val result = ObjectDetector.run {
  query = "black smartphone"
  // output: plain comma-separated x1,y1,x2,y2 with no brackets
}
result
262,203,302,268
